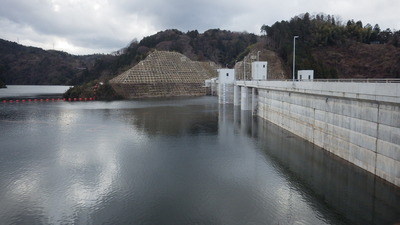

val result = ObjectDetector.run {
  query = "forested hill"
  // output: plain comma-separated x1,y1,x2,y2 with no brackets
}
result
0,39,115,85
102,29,259,80
1,13,400,86
262,13,400,78
0,29,258,85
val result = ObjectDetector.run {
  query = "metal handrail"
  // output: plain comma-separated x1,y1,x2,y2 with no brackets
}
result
280,78,400,83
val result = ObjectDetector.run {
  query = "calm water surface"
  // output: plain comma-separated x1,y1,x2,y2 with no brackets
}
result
0,87,399,225
0,85,71,99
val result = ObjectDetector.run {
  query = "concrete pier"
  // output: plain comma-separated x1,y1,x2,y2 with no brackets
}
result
218,83,234,104
241,86,252,111
234,85,241,106
251,88,258,115
235,80,400,187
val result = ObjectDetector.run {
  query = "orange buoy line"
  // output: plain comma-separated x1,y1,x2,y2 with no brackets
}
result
1,97,96,103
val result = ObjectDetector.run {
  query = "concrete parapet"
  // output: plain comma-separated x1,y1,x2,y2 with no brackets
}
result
237,80,400,104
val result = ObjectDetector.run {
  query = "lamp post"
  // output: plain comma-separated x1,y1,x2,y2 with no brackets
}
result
243,57,246,80
293,36,299,82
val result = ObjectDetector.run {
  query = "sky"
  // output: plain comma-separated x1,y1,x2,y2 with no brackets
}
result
0,0,399,55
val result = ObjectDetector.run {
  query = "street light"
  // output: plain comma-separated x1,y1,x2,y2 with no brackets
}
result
293,36,299,82
243,57,246,80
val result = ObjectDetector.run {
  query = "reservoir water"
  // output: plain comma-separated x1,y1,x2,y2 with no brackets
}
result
0,86,399,224
0,85,71,99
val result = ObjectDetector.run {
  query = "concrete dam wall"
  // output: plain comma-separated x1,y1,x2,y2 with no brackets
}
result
235,81,400,186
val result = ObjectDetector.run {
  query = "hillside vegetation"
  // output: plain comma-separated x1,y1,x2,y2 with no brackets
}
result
0,29,258,86
1,12,399,91
0,39,117,85
100,29,258,80
262,13,400,78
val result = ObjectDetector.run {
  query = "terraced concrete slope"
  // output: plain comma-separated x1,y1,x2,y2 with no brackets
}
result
110,50,217,98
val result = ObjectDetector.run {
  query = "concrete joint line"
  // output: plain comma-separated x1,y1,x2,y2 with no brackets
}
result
373,103,380,175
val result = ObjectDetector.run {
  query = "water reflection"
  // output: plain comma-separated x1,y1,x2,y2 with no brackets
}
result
221,107,341,225
248,109,400,225
121,104,218,136
0,97,399,225
221,106,400,225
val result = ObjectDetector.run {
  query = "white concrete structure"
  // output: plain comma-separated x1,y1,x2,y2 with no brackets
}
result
251,62,268,81
235,80,400,187
204,78,218,96
218,69,235,84
218,69,235,104
298,70,314,80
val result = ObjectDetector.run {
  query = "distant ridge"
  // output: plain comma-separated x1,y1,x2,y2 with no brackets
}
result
0,39,112,85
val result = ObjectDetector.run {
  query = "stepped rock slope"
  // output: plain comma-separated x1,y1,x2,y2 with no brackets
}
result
110,50,217,98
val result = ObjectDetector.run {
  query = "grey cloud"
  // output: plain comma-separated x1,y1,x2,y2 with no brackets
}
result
0,0,399,54
1,0,64,34
115,0,243,31
0,0,132,52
